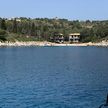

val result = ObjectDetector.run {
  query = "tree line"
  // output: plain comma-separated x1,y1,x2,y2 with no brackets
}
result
0,17,108,42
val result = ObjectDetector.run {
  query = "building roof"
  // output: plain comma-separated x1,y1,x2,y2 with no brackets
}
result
59,33,63,35
54,33,63,36
69,33,80,35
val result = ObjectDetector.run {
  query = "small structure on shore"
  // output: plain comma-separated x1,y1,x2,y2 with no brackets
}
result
69,33,80,43
51,33,64,43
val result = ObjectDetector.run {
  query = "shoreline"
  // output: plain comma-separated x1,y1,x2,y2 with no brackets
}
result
0,41,108,47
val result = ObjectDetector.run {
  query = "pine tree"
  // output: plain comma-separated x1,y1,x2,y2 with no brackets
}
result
1,19,7,30
13,18,17,33
31,22,35,36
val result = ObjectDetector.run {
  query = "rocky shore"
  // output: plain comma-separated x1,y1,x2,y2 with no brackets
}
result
0,41,108,47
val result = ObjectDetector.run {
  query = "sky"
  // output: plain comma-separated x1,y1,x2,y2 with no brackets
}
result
0,0,108,20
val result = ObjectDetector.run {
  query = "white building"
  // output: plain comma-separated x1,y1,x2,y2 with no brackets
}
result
69,33,80,43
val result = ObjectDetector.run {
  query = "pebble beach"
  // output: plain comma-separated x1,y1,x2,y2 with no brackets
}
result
0,41,108,47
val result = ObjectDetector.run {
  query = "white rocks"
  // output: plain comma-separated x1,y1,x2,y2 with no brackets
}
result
0,41,108,47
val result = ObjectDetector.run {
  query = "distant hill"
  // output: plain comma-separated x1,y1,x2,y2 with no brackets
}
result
0,17,108,42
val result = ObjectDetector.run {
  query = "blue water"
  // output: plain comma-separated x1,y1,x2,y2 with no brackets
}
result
0,46,108,108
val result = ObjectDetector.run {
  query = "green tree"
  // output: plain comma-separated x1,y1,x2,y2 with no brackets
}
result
13,18,17,33
31,22,35,36
1,19,7,30
0,29,8,41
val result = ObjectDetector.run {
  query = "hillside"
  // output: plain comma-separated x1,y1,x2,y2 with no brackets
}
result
0,17,108,42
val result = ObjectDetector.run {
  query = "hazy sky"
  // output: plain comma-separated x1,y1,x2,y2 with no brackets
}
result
0,0,108,20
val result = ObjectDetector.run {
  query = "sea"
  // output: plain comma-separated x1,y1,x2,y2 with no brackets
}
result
0,46,108,108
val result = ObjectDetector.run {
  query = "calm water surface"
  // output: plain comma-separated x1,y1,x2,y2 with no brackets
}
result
0,46,108,108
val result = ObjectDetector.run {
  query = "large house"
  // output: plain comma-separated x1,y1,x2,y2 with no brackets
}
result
69,33,80,43
50,33,64,43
